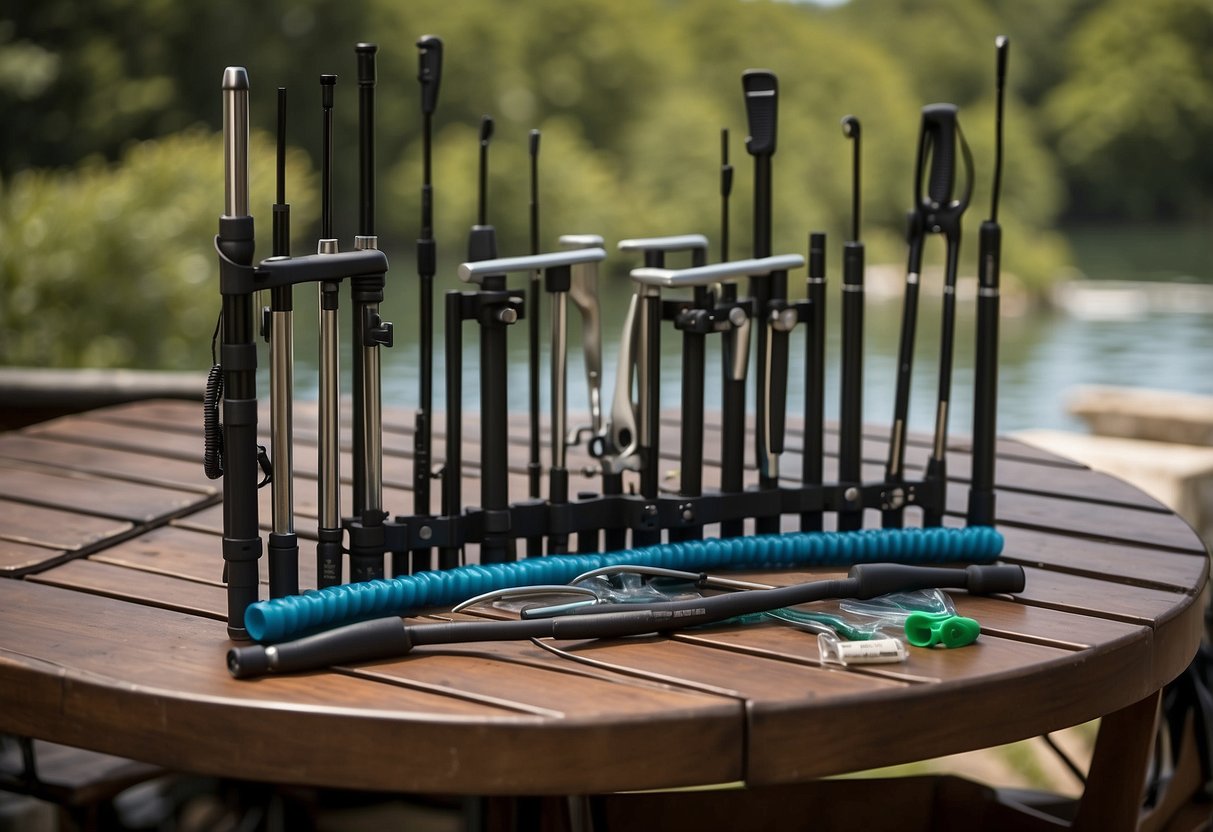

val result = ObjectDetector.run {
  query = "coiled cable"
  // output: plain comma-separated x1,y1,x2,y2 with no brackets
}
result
245,525,1004,643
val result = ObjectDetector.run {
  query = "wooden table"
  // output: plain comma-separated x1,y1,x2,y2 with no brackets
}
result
0,400,1207,830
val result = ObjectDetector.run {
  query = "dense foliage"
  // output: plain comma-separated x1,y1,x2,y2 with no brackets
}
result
0,0,1208,368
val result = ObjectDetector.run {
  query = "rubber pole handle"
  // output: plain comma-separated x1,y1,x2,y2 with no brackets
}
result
849,562,1024,599
416,36,443,115
227,617,412,678
921,104,958,207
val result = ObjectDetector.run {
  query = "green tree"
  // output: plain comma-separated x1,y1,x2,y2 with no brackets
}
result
1043,0,1213,219
0,129,317,368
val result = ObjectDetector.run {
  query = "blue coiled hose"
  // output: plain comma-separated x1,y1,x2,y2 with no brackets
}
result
245,526,1003,643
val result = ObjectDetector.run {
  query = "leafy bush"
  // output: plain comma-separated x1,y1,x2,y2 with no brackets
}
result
0,128,316,368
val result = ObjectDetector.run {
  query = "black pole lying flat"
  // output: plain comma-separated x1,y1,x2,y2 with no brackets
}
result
743,69,787,534
411,35,442,576
838,116,865,531
968,36,1009,527
526,130,543,558
801,232,826,532
228,562,1026,677
316,74,343,587
349,42,391,583
267,87,298,598
217,66,261,639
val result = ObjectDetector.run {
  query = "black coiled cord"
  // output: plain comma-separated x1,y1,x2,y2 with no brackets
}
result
203,314,224,480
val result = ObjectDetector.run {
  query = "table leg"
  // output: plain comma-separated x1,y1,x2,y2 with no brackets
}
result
1073,689,1161,832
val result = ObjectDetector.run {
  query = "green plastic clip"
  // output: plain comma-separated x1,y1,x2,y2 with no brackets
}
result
904,612,981,648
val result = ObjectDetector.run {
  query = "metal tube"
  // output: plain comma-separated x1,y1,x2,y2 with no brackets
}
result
223,68,249,219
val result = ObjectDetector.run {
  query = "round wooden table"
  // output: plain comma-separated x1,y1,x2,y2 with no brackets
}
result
0,400,1207,830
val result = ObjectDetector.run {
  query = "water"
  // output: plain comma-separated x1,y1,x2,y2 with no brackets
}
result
260,264,1208,439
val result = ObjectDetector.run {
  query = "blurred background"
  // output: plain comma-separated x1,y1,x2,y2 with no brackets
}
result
0,0,1210,434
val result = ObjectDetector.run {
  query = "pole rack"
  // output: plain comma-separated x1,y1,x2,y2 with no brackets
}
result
211,45,1007,639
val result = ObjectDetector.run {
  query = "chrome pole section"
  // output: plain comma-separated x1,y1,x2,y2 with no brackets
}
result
268,86,298,599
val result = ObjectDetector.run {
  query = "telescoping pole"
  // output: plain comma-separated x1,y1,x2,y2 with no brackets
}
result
267,86,299,598
217,66,261,639
316,74,343,587
349,42,393,583
968,36,1009,527
411,35,443,576
837,116,866,531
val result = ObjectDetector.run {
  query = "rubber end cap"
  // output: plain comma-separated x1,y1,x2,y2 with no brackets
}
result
227,645,269,679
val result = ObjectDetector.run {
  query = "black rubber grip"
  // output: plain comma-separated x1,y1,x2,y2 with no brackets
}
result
849,562,1024,599
742,70,778,156
921,104,958,206
416,36,443,115
227,617,412,679
355,43,377,86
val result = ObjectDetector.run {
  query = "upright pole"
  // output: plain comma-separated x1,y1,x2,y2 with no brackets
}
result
968,36,1009,527
267,87,298,598
217,66,261,639
316,74,344,586
838,116,866,531
350,42,391,583
411,35,442,575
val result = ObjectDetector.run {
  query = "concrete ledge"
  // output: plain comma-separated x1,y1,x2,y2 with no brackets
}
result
0,367,204,430
1015,428,1213,547
1068,385,1213,448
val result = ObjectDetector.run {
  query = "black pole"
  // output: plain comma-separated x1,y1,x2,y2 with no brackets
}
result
526,130,543,557
883,104,971,528
968,36,1008,527
467,116,497,261
838,116,865,531
349,42,390,583
440,291,463,570
672,248,709,542
923,106,973,527
267,87,298,599
801,232,826,532
218,67,261,639
316,74,344,586
411,35,442,576
743,69,784,535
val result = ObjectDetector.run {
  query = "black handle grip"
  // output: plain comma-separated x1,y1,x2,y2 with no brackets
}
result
849,562,1024,599
920,104,958,207
355,42,377,86
320,74,336,109
416,35,443,115
742,70,778,156
228,617,413,679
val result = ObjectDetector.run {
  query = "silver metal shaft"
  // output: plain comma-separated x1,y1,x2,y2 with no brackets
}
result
271,310,294,534
222,67,249,218
318,240,340,530
361,314,383,514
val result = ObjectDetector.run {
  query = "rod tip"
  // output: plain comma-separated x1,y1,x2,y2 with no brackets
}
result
222,66,249,91
841,115,860,139
480,115,494,143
